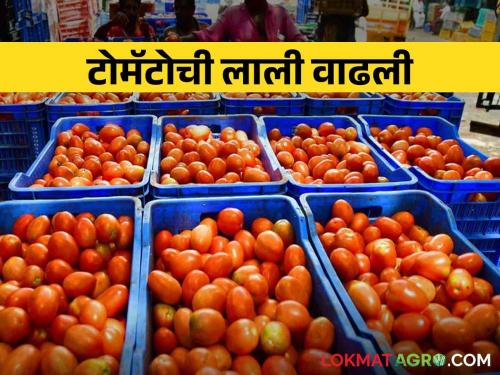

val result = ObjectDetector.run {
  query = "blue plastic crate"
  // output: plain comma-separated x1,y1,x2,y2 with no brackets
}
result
15,17,34,41
383,93,465,127
301,190,500,374
151,115,286,198
221,93,306,116
144,13,212,35
296,0,311,23
305,92,385,116
134,93,220,117
358,115,500,255
0,197,142,375
437,92,454,98
33,12,49,41
9,115,158,200
133,195,383,375
259,116,417,196
12,0,31,14
163,1,174,12
0,98,49,179
46,93,135,127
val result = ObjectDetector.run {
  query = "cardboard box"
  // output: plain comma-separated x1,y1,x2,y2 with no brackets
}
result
481,31,496,41
466,34,480,42
439,29,452,39
452,31,467,41
483,20,497,34
458,21,474,32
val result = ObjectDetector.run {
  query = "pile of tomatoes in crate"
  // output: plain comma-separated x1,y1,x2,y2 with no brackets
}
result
268,122,386,185
370,124,500,200
160,123,271,185
147,208,338,375
139,93,213,101
57,93,132,105
224,93,294,99
384,93,447,102
0,93,54,104
316,199,499,372
306,93,361,99
0,210,132,374
31,123,150,188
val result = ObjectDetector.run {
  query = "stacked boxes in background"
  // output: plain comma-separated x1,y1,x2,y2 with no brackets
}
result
8,0,50,41
56,0,101,40
439,11,464,40
466,8,497,42
480,9,498,41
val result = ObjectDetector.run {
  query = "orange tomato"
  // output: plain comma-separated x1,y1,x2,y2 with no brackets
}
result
225,319,259,355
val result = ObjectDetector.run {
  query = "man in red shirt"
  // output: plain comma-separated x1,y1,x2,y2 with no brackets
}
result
178,0,306,41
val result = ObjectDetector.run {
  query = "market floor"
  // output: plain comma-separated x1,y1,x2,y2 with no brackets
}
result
455,93,500,157
406,28,447,42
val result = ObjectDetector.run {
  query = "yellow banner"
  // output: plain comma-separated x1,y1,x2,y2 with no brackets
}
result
0,42,499,92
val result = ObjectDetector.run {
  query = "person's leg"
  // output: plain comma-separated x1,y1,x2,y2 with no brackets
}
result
335,17,355,41
318,15,339,41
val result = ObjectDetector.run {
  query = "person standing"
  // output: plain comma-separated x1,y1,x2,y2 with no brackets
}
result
317,0,369,42
177,0,307,41
412,0,425,29
94,0,155,40
163,0,209,39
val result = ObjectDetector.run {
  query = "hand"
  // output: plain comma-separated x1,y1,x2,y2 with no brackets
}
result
165,31,180,42
112,11,129,27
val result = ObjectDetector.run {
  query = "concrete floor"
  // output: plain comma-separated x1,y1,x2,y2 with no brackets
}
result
406,28,447,42
456,93,500,157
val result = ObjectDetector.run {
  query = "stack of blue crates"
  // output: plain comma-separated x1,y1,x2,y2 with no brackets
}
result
0,95,50,201
11,0,49,41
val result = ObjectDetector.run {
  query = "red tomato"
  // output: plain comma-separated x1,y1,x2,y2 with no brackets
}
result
452,253,483,276
107,256,131,286
431,317,475,352
101,320,125,359
329,248,359,282
445,268,474,300
217,208,244,237
374,217,402,241
40,345,78,375
368,238,397,274
203,253,233,280
49,314,78,345
63,272,96,298
27,285,59,326
385,279,429,314
1,344,40,375
47,231,79,266
0,307,31,345
94,214,121,244
148,270,182,305
226,286,256,322
64,324,103,360
413,251,451,282
346,281,381,320
96,284,129,318
393,313,431,342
